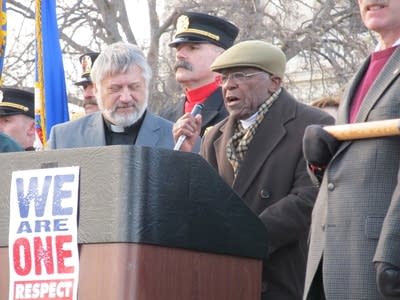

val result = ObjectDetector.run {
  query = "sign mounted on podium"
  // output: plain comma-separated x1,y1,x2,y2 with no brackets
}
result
8,167,80,300
0,146,268,300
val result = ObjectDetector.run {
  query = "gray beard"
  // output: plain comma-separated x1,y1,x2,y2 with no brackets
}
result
103,102,147,127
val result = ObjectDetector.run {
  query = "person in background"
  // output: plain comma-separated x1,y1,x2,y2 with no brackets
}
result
163,11,239,136
49,42,174,150
0,87,35,151
0,132,23,153
172,40,334,299
74,52,100,115
303,0,400,299
310,96,340,120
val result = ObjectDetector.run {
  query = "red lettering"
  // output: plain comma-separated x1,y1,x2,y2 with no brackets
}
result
13,238,32,276
34,236,54,275
56,235,74,273
12,235,75,276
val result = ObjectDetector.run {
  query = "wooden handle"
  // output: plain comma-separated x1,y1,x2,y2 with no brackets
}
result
323,119,400,141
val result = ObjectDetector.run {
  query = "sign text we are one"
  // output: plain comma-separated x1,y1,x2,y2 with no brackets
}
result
9,167,80,300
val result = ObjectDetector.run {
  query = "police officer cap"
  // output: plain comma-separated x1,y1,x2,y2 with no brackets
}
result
74,52,100,86
169,12,239,49
211,40,287,79
0,87,34,119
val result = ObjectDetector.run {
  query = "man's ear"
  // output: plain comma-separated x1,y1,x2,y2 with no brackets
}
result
27,119,36,137
92,83,102,109
269,76,282,93
93,83,98,95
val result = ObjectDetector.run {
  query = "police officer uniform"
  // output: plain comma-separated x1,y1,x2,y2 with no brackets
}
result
165,12,239,136
0,87,35,151
74,52,99,87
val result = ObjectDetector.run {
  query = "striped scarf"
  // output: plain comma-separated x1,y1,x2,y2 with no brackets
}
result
226,88,281,176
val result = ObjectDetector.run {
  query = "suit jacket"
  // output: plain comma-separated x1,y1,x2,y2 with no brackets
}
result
48,110,175,150
160,87,228,136
201,88,334,299
304,48,400,299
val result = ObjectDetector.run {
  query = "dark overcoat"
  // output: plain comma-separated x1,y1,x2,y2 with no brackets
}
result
201,88,334,299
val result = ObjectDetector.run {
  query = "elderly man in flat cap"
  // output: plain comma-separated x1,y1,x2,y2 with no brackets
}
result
0,87,35,151
164,12,239,136
75,52,100,115
173,40,334,299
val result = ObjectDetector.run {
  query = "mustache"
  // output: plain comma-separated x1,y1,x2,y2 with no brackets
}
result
114,103,136,111
83,99,98,107
363,0,388,5
174,61,193,72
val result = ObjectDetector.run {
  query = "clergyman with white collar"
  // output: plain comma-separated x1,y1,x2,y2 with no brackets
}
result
48,42,174,150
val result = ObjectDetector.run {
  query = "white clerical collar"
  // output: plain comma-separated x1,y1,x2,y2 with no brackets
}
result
240,112,258,129
375,38,400,52
110,124,125,133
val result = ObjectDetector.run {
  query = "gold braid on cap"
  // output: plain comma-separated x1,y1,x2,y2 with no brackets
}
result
182,29,220,41
176,15,220,41
81,55,94,77
0,102,29,112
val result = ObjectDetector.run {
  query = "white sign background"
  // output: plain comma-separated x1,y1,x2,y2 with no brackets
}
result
8,166,80,300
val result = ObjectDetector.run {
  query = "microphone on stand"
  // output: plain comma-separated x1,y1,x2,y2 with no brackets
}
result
173,104,204,151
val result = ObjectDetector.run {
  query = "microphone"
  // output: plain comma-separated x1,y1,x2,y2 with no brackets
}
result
173,104,204,151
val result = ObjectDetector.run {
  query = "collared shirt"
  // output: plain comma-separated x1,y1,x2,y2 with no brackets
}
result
240,111,258,129
350,46,396,122
374,38,400,51
103,111,146,145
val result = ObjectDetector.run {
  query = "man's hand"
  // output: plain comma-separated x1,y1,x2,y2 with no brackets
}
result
303,124,340,167
376,261,400,299
172,113,202,152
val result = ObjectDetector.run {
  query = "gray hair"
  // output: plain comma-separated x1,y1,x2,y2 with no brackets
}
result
91,42,152,87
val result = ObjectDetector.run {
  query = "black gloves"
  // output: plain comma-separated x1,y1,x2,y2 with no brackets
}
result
303,125,340,167
376,262,400,299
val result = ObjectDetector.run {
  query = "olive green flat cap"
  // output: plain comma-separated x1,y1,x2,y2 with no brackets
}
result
211,40,286,78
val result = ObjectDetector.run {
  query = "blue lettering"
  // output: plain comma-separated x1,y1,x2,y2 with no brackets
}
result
16,221,32,234
52,174,74,216
34,220,51,233
16,176,52,218
53,219,69,231
16,219,70,234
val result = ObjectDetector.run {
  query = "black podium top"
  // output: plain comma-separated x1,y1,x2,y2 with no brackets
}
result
0,146,268,259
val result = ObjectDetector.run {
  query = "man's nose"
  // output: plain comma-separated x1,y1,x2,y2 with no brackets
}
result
176,47,187,59
119,87,132,102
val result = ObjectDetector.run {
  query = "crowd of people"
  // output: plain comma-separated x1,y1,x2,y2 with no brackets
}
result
2,1,400,299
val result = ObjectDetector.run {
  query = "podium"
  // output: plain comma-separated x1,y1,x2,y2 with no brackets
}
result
0,146,268,299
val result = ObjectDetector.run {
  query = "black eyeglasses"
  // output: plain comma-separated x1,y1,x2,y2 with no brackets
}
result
220,71,266,84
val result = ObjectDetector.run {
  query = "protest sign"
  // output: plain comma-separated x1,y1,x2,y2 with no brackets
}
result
8,167,80,300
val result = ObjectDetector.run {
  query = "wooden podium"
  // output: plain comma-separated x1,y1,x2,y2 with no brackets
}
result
0,146,268,299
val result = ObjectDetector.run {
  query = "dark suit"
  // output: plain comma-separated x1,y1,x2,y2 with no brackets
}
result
48,111,174,150
201,88,334,299
161,87,228,136
304,48,400,299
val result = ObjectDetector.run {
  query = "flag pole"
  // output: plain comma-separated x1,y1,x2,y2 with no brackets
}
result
35,0,46,147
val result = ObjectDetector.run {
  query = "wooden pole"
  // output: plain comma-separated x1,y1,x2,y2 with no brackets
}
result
323,119,400,141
